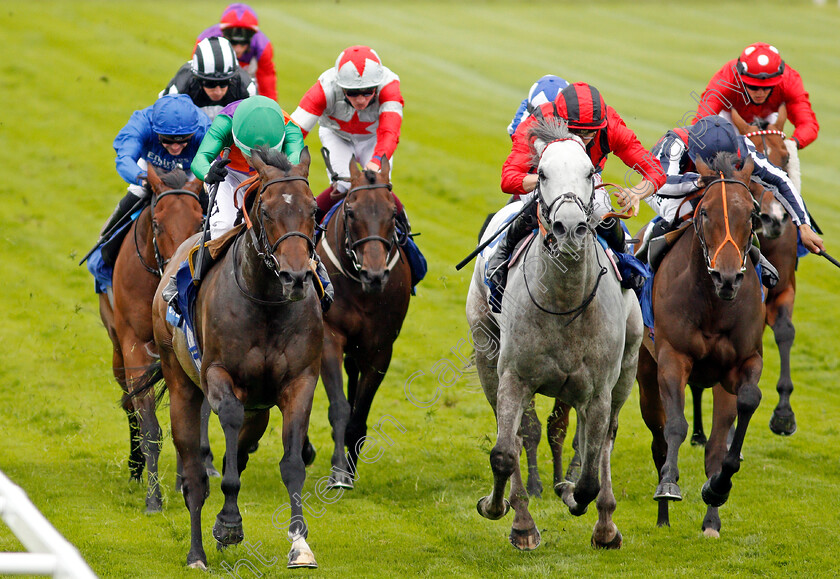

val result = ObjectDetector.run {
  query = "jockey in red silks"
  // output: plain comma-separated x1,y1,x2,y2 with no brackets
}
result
694,43,819,192
195,3,277,101
488,82,666,308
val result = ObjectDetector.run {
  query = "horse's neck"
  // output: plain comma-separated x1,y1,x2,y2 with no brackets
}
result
531,233,598,303
135,210,156,265
236,228,285,300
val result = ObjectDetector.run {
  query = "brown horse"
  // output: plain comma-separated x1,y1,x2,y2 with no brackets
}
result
98,166,203,512
636,153,765,537
149,147,323,570
315,156,411,488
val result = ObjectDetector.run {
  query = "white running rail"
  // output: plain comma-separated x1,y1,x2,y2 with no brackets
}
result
0,470,97,578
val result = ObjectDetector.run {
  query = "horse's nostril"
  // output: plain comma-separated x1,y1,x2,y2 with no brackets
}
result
573,224,588,238
710,270,723,285
734,272,744,286
279,271,294,285
552,222,567,238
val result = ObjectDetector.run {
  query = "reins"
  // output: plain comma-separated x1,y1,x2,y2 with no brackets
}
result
135,188,202,276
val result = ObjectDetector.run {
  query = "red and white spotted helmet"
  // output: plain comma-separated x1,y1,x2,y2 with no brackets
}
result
736,43,785,87
334,46,385,90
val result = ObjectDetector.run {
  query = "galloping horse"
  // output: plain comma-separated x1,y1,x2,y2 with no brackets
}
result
99,166,203,512
467,117,643,550
315,156,411,488
636,153,764,536
149,148,323,569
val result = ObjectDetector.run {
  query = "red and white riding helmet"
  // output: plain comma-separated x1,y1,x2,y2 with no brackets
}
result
736,43,785,87
554,82,608,131
335,46,385,90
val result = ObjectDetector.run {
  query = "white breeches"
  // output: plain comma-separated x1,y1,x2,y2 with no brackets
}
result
318,128,396,194
209,169,252,239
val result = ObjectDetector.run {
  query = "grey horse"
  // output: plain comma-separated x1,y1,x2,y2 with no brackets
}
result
466,117,643,550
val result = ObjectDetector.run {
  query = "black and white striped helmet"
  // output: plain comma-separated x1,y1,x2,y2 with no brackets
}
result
191,37,238,81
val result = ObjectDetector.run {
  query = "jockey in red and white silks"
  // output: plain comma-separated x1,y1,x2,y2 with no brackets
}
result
291,46,404,216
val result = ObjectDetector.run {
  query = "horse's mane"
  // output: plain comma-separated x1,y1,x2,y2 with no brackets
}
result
527,116,573,165
251,146,292,172
708,152,740,178
361,169,378,185
144,167,190,194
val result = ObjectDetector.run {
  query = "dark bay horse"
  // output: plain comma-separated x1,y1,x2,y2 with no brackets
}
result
149,148,323,569
637,153,764,537
315,156,411,488
99,166,203,512
467,118,642,551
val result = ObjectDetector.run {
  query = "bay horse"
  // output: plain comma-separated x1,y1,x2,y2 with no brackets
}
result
466,116,643,550
98,166,203,512
315,156,411,488
148,147,323,569
636,153,764,536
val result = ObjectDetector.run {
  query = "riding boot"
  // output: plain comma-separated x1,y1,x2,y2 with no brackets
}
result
749,244,779,289
486,202,539,313
100,191,144,238
100,192,146,267
192,231,213,285
595,218,627,254
313,255,334,312
395,208,412,244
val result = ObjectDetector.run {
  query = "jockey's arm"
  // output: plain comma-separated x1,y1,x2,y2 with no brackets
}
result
522,174,539,193
799,224,825,254
617,179,657,216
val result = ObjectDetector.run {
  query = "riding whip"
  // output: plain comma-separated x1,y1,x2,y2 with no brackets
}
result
818,250,840,270
455,194,539,271
193,147,230,282
79,196,148,266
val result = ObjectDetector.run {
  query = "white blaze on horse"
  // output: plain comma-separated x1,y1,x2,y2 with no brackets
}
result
466,117,643,550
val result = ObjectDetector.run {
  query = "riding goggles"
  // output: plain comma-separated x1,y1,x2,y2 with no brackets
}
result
344,88,377,98
159,133,194,145
223,27,255,44
201,79,231,89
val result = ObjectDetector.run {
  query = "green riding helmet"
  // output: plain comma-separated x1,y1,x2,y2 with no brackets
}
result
231,95,286,157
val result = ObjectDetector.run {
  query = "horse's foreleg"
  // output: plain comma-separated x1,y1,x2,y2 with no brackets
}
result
124,347,163,513
200,397,220,477
278,370,319,569
653,348,692,503
701,385,736,538
768,289,797,436
166,355,209,569
508,431,541,551
637,345,669,526
547,400,570,491
689,384,707,446
520,400,543,498
344,348,393,479
206,366,245,549
701,356,762,514
477,373,528,523
320,330,353,489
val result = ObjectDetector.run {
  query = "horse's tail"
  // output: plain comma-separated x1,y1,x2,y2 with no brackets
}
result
121,360,168,409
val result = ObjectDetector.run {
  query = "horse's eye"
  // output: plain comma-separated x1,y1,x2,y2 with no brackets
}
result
346,208,355,219
261,208,270,220
538,169,545,181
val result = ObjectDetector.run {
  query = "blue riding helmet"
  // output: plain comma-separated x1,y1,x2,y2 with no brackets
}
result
151,94,205,137
687,116,748,166
527,75,570,110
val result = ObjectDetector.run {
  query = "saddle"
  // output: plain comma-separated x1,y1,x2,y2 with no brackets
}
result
646,221,693,273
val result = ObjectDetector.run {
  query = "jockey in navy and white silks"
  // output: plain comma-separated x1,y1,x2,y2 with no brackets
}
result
646,116,824,254
507,75,570,138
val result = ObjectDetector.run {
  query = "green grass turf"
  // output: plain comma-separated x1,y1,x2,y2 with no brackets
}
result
1,1,840,577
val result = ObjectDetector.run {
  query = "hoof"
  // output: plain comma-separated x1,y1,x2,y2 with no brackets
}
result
690,433,707,447
703,527,720,538
288,537,318,569
769,413,797,437
526,478,543,499
328,468,354,490
205,465,221,478
145,504,162,515
213,519,244,546
653,482,682,502
701,479,730,507
509,526,541,551
187,560,207,570
553,480,573,499
592,529,622,550
476,496,510,520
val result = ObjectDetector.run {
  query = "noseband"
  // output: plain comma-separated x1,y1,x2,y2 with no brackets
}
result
341,182,400,274
693,176,757,273
137,188,202,276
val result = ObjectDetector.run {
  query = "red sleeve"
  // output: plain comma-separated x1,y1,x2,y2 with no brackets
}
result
294,82,328,137
256,43,277,101
500,115,538,195
694,61,744,121
372,80,404,164
605,107,666,189
781,68,819,149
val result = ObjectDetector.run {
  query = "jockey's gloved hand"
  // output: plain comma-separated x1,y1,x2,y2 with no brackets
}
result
205,157,232,185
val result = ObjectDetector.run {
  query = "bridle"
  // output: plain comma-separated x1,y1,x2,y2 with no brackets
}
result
693,174,757,274
233,174,316,305
338,181,401,278
135,188,201,276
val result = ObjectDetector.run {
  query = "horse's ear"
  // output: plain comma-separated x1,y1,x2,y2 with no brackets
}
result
533,138,549,159
378,155,390,181
146,164,162,193
737,155,755,182
250,150,266,174
296,147,310,178
349,156,361,181
694,156,712,176
774,103,788,131
186,177,204,194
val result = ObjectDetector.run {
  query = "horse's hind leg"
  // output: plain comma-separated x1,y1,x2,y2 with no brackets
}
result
547,400,571,491
508,431,541,550
278,371,319,569
768,291,797,436
200,398,220,477
700,385,736,537
701,356,762,526
166,358,209,568
124,353,163,513
206,366,245,549
689,384,707,446
520,400,543,498
320,330,353,488
237,409,270,474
